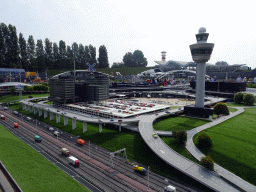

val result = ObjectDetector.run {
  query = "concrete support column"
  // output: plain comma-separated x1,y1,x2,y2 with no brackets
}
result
39,109,42,116
44,111,48,118
30,106,33,113
99,123,102,133
19,91,22,101
72,119,76,129
64,117,68,126
56,114,60,123
83,122,87,133
34,107,37,115
195,63,206,108
25,105,28,111
119,123,121,132
22,104,25,110
50,113,53,121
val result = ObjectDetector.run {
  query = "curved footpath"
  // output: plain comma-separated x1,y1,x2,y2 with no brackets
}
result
138,106,256,192
186,107,256,192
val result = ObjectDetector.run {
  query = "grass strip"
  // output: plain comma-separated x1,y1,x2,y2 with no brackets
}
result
0,124,90,192
153,115,209,131
0,93,49,103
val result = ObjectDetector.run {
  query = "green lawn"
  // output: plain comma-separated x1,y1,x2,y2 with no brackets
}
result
228,107,238,113
0,124,90,192
153,115,209,131
193,107,256,186
226,103,254,107
8,103,213,191
161,137,199,164
0,93,49,103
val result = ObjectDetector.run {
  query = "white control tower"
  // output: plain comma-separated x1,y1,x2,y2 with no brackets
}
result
189,27,214,108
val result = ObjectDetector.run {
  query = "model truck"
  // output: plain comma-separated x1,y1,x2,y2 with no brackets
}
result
77,139,85,146
14,123,19,128
34,135,41,143
68,156,80,167
61,148,70,156
134,165,147,174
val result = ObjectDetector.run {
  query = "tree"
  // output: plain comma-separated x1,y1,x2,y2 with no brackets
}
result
36,39,45,72
7,24,20,68
78,44,85,69
66,45,73,69
18,33,28,70
111,62,124,68
84,45,90,64
215,61,228,66
132,50,147,67
52,42,59,69
59,40,67,69
98,45,109,68
89,44,96,65
123,52,133,67
27,35,36,71
72,42,79,68
44,38,53,70
0,23,7,68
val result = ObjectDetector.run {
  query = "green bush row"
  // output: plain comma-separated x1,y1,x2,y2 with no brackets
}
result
234,92,255,105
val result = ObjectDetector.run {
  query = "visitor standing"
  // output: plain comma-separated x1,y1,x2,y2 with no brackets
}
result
236,76,242,82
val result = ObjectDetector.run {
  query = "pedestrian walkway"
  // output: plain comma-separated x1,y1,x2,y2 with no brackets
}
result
186,107,256,192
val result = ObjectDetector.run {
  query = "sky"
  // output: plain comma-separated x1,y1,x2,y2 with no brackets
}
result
1,0,256,68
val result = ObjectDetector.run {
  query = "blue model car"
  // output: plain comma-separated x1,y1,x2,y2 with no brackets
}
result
165,111,170,114
110,119,114,121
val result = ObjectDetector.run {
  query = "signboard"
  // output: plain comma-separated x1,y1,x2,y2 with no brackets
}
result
15,84,24,91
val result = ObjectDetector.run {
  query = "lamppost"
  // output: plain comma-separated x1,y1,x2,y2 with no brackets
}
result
159,94,162,103
139,93,142,102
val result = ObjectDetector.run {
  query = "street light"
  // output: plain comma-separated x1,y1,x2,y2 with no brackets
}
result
139,93,142,102
159,94,162,103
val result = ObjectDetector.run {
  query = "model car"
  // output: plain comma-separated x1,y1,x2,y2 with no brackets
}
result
110,119,114,121
48,127,54,131
152,133,158,138
54,131,60,136
57,110,60,112
91,115,94,118
74,116,77,119
156,114,158,116
98,119,103,122
165,111,170,114
3,107,8,110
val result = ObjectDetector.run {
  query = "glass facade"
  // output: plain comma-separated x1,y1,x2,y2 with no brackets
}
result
0,68,25,79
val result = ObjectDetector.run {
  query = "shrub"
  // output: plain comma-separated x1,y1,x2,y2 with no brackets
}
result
174,130,187,146
196,132,213,150
10,87,15,94
243,93,255,106
234,92,244,104
213,102,229,115
201,156,214,171
172,130,178,138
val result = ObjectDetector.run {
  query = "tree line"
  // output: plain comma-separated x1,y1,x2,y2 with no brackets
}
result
0,22,109,72
112,50,148,68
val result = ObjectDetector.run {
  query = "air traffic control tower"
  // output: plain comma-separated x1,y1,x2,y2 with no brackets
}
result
184,27,214,117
